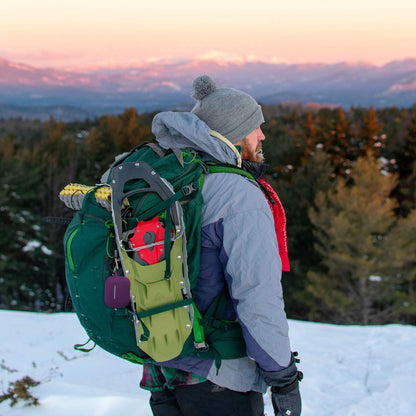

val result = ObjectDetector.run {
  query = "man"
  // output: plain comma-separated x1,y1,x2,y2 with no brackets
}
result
140,75,302,416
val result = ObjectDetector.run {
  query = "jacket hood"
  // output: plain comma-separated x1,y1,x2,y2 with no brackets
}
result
152,111,241,166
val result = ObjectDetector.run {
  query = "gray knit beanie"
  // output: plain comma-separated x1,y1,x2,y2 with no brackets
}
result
191,75,264,144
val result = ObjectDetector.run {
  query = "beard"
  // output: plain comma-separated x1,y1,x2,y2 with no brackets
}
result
241,140,265,163
256,143,265,163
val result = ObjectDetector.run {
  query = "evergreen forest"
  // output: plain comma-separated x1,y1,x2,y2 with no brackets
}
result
1,104,415,325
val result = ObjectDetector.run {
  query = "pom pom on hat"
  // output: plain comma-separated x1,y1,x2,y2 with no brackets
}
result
192,75,216,100
191,74,265,144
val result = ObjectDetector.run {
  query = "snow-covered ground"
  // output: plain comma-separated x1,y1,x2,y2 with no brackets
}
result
0,310,415,416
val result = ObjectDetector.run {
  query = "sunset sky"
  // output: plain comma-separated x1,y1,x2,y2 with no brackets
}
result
1,0,416,69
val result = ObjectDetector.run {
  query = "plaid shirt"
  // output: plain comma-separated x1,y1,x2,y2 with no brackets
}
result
140,363,206,391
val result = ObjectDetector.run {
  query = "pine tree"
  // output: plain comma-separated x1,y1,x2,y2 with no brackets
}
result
358,106,383,156
262,119,302,175
33,120,83,310
273,150,334,319
400,107,416,212
302,112,318,157
315,108,334,147
384,209,416,323
119,108,153,150
307,153,398,324
84,110,153,181
85,115,123,179
330,108,352,175
0,137,52,310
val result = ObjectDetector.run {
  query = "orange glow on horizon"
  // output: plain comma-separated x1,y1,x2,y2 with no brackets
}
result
1,0,415,68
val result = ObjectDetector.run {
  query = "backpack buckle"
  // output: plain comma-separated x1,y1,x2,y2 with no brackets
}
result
194,341,209,352
181,184,196,196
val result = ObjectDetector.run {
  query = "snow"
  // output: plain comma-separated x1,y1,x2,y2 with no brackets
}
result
1,310,415,416
22,241,41,252
21,240,52,255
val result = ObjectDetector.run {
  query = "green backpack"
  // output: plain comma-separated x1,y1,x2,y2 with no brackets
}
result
62,142,252,366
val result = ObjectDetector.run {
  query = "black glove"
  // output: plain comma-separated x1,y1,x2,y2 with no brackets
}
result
259,352,303,416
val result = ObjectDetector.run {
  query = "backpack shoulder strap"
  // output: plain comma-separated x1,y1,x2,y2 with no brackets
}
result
206,164,256,182
207,164,290,271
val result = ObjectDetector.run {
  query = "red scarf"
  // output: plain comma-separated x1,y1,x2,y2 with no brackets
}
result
258,179,290,272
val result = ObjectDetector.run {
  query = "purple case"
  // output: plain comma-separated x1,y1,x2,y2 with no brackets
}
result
104,273,131,308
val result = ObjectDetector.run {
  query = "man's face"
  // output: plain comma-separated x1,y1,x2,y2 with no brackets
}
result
238,127,266,163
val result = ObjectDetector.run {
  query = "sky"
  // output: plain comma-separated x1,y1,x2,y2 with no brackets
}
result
1,0,416,69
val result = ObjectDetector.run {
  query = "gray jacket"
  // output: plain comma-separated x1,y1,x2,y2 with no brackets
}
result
151,111,292,393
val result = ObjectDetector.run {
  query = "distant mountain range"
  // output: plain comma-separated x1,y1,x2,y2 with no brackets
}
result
0,57,415,120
